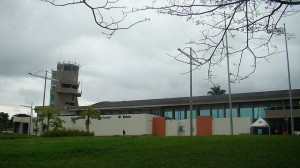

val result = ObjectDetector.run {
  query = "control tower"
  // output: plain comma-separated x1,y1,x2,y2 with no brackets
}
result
50,62,81,115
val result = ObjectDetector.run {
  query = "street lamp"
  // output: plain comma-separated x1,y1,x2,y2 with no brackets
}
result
20,103,33,135
224,12,233,135
28,71,59,106
28,70,58,134
283,23,294,135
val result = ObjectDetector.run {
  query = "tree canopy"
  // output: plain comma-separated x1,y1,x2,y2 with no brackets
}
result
0,112,9,132
50,117,65,131
72,106,101,133
35,106,60,133
207,85,226,95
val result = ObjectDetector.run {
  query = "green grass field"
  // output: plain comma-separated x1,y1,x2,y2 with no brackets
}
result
0,134,299,168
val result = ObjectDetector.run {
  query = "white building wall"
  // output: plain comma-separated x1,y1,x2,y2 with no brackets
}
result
165,119,197,136
183,119,197,136
233,117,251,134
16,115,251,136
166,120,178,136
60,114,155,136
212,117,251,135
213,118,231,135
13,116,36,134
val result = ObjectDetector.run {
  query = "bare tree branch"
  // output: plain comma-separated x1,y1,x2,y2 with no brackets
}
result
140,0,299,82
41,0,150,37
41,0,299,82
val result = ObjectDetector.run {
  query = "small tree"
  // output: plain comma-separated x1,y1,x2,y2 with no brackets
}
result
72,106,101,133
35,106,60,133
207,85,226,95
50,117,65,131
0,112,9,132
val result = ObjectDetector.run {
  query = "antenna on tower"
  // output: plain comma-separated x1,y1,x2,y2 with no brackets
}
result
58,48,62,63
80,80,83,94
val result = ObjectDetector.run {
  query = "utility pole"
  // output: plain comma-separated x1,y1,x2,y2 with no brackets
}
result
177,48,202,136
224,12,233,135
284,23,294,135
28,70,58,135
189,48,193,136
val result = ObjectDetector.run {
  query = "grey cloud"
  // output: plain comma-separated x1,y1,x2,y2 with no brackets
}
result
0,0,299,117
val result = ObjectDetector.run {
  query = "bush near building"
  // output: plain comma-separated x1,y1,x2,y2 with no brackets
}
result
41,129,94,137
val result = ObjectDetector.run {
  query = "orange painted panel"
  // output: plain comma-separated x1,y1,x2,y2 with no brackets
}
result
196,116,212,136
152,117,166,136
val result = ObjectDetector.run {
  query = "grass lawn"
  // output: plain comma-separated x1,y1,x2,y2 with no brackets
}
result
0,133,299,168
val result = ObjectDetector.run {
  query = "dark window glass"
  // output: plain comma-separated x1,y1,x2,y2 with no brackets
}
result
200,110,210,116
65,102,75,106
240,108,253,118
212,109,218,118
64,65,72,71
218,109,224,118
186,110,196,119
226,108,237,118
164,110,172,119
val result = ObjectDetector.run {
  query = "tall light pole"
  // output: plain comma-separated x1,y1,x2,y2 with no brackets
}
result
29,71,48,106
224,12,233,135
177,48,202,136
283,23,294,135
20,103,33,135
28,70,58,134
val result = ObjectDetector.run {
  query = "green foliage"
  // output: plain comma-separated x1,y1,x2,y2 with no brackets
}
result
0,112,9,131
49,117,65,131
0,132,34,139
41,129,94,137
72,106,101,133
35,106,60,133
207,85,226,95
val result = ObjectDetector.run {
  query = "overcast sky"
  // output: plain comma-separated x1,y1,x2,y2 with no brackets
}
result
1,0,299,117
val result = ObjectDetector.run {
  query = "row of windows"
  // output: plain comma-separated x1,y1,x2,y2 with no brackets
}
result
57,64,79,72
61,84,79,89
164,107,266,120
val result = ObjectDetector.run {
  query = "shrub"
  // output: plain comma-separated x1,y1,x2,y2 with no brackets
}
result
41,129,94,137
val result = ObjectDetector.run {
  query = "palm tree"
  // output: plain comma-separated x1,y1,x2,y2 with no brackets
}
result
50,117,65,131
207,85,226,95
72,106,101,133
35,106,59,133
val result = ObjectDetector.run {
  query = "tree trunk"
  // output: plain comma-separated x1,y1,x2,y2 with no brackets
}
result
47,114,50,132
86,116,90,133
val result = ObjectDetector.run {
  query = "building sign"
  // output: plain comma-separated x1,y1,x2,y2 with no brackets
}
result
99,115,132,119
100,116,111,119
118,115,132,119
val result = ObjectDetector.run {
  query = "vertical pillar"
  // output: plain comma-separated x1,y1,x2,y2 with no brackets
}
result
196,116,212,136
152,117,166,136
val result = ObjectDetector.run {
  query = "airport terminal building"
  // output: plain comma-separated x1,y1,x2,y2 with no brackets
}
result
61,89,300,136
14,89,300,136
13,62,300,135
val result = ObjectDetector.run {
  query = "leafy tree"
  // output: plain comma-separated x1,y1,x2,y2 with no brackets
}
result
35,106,60,133
0,112,9,132
72,106,101,133
50,117,65,131
207,85,226,95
